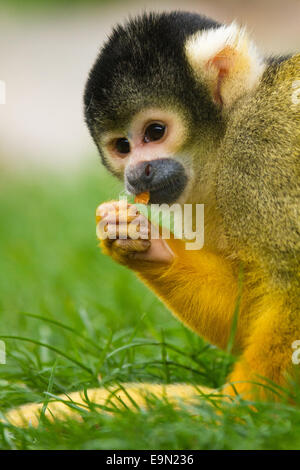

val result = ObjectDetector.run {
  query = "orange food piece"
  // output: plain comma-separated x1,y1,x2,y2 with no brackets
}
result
134,191,150,204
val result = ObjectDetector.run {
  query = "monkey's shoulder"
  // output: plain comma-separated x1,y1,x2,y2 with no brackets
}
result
215,53,300,286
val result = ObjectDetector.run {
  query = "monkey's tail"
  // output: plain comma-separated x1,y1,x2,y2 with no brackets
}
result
4,383,217,428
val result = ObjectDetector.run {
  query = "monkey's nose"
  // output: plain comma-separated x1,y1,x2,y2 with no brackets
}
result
125,158,188,203
126,161,155,188
144,163,152,179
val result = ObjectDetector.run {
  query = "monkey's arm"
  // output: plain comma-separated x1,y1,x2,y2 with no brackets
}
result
136,239,241,350
97,202,241,351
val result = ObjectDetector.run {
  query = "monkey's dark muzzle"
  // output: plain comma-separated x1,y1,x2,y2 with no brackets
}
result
125,158,187,204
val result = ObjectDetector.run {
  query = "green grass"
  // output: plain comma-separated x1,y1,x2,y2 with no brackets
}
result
0,165,299,450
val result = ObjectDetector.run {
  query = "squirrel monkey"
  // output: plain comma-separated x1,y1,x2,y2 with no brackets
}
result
6,12,300,427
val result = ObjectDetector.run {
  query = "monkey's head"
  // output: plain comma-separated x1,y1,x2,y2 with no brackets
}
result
84,12,265,205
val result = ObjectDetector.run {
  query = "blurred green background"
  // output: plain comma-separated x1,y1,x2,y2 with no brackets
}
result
0,0,299,450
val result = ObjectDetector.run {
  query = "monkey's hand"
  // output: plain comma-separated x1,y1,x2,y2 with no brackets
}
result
96,200,174,269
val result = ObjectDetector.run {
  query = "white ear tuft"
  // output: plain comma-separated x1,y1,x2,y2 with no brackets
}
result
185,23,266,107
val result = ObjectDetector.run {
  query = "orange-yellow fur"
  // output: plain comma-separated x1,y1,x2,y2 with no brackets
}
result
101,224,299,402
5,383,213,428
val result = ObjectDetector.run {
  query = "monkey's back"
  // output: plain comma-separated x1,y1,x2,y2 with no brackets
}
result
216,54,300,293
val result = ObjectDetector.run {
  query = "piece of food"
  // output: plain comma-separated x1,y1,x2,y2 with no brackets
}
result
134,191,150,204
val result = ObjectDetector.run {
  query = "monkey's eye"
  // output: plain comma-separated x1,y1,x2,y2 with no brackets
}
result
115,138,130,155
144,123,166,142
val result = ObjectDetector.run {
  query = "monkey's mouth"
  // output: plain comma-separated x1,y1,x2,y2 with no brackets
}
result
126,178,187,205
125,158,188,205
148,180,186,205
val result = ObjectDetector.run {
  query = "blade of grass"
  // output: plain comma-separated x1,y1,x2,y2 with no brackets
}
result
0,335,94,375
20,312,102,352
39,359,57,424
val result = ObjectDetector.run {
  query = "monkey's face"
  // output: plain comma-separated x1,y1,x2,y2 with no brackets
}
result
85,12,264,206
99,108,194,205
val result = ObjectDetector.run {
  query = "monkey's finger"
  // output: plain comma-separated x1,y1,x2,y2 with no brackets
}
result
97,221,150,242
96,200,127,223
96,201,120,223
96,201,140,224
113,239,151,253
125,238,175,264
99,210,143,226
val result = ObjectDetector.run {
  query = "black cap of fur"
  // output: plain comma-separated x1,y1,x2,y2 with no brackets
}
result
84,11,221,146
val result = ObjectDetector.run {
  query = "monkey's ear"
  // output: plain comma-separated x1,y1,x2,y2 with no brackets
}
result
185,23,265,108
